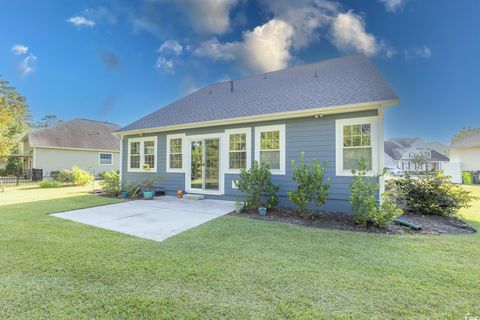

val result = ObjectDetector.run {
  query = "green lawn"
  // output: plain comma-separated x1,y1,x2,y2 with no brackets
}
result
1,185,479,319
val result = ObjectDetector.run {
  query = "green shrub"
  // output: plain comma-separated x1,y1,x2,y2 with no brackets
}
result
395,172,474,217
349,165,402,227
39,180,61,188
56,170,75,184
54,167,93,186
101,171,120,196
237,160,280,210
71,166,94,186
288,152,330,218
49,170,61,180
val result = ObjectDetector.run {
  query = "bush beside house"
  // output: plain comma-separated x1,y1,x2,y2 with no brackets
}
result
288,152,330,218
349,166,402,227
52,166,94,186
101,171,120,196
395,172,475,217
237,161,279,211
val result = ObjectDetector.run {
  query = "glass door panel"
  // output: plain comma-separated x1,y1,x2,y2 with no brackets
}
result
204,138,220,191
190,140,203,189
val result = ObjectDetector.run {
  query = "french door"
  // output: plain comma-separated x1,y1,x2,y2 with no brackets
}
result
189,138,220,192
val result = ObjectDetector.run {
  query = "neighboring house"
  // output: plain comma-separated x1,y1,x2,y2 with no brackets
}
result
384,138,449,172
21,119,120,176
449,128,480,171
115,54,399,213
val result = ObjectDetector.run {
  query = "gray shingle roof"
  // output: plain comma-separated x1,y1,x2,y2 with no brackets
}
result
27,119,120,151
118,54,398,132
385,138,449,161
450,129,480,149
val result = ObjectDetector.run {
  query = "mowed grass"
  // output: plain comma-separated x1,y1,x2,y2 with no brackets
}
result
0,185,479,319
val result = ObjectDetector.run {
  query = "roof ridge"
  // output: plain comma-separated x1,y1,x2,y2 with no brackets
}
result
205,53,366,89
74,118,119,126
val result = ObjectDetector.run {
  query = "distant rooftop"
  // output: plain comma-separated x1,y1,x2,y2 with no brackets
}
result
26,119,120,151
118,54,398,133
385,137,449,161
450,129,480,149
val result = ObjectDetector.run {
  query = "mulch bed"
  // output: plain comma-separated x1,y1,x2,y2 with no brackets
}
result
229,207,476,235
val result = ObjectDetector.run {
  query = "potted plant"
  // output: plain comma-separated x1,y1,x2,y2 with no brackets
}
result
258,207,267,216
140,178,155,200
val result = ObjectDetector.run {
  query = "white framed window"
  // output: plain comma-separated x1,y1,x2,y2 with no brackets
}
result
255,124,286,175
99,153,113,165
225,128,251,173
127,136,157,172
335,117,378,176
166,134,185,172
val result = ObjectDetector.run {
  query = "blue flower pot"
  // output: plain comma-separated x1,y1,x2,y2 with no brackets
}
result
143,191,154,200
120,191,129,198
258,207,267,217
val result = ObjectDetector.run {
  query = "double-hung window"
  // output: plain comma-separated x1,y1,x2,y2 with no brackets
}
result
225,128,251,173
255,124,286,175
166,134,185,172
335,117,378,176
127,137,157,172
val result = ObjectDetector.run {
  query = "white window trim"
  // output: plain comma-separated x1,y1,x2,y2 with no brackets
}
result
166,133,186,173
98,152,113,165
254,124,286,175
127,136,158,173
335,116,379,176
225,128,251,174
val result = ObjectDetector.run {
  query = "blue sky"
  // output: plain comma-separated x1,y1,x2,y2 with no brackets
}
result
1,0,479,143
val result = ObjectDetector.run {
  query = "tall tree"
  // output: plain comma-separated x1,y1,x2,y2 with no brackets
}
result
30,114,62,128
0,77,30,157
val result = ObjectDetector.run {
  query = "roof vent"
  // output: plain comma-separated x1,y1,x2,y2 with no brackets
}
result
230,80,234,92
208,89,212,95
264,73,267,80
314,70,318,78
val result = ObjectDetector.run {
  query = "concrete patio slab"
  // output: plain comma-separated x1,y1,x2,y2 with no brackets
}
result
52,196,235,242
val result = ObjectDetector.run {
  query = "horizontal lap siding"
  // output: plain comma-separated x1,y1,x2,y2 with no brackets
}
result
122,109,378,214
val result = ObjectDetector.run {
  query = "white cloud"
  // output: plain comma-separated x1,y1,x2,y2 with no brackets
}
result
158,40,183,56
11,44,29,55
19,54,37,76
67,16,96,27
258,0,394,58
194,19,294,73
194,38,238,61
378,0,406,13
179,0,241,34
330,11,379,57
258,0,338,50
404,46,432,60
155,57,174,74
242,19,294,72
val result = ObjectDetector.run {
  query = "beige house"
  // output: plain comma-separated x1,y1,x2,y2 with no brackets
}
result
449,129,480,171
21,119,120,177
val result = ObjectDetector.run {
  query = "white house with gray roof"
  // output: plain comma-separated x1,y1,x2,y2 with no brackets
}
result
384,138,449,172
21,119,120,176
449,128,480,171
115,54,399,213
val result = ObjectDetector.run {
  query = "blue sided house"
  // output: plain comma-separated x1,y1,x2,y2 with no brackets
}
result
115,54,399,213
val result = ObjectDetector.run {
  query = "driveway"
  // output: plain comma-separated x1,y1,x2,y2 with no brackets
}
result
52,196,235,242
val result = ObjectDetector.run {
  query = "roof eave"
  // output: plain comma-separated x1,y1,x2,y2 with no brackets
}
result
114,98,399,136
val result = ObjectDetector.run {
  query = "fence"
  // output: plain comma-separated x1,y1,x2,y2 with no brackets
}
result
0,169,43,188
